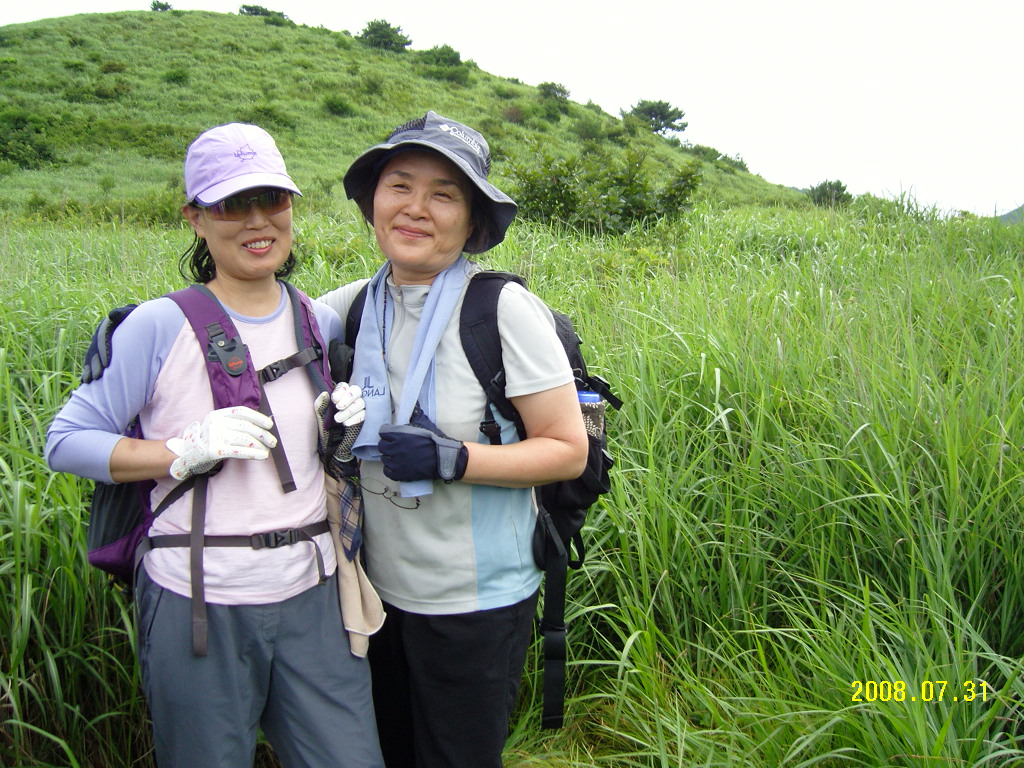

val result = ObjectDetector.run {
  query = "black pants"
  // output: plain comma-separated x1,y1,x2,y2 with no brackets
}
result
368,591,539,768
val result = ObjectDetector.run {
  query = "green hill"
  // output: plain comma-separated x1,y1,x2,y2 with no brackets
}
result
0,8,807,222
1000,203,1024,224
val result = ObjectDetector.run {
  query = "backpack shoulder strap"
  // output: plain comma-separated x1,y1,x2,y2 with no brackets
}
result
281,281,333,393
345,282,370,349
458,271,527,435
166,284,261,410
168,284,300,491
81,304,138,384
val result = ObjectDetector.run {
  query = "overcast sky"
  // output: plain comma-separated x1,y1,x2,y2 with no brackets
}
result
4,0,1021,216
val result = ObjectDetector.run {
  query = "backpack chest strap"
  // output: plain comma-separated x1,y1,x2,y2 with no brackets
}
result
149,519,330,553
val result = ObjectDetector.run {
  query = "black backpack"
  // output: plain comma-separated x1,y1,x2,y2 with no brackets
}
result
346,270,622,728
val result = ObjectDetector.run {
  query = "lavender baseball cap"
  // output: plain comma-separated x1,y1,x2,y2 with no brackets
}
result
343,111,517,253
184,123,301,205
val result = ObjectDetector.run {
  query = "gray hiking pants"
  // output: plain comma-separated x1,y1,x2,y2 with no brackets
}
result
136,565,383,768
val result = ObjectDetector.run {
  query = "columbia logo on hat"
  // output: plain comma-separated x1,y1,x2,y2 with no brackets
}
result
438,123,482,156
234,144,258,162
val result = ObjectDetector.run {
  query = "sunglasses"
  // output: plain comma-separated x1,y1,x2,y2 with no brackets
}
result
358,478,421,510
199,189,293,221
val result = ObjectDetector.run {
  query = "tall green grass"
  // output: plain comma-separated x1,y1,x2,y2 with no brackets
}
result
3,201,1023,766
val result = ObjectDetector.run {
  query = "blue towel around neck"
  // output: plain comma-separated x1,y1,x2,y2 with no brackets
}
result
350,257,471,497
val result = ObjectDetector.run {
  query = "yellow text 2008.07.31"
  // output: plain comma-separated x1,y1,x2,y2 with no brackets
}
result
851,680,988,703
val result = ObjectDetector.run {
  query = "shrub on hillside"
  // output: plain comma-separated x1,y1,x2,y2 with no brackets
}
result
93,79,131,100
538,81,570,101
535,82,570,123
423,65,470,85
162,67,189,85
492,83,520,100
809,179,853,208
508,144,700,235
536,99,562,124
0,107,57,169
359,73,386,96
538,81,570,112
240,103,295,130
357,19,411,52
238,5,293,26
572,113,607,142
420,44,462,68
501,104,524,124
418,44,470,84
323,94,356,117
657,163,702,213
508,150,584,226
685,143,748,173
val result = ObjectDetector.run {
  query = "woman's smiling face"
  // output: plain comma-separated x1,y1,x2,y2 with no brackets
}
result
182,186,293,284
372,150,474,285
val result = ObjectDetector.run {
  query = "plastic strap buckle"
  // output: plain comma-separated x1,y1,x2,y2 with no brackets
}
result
250,529,300,549
260,359,288,383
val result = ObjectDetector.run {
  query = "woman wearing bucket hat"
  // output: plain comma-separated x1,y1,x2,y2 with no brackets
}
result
46,123,384,768
319,112,589,767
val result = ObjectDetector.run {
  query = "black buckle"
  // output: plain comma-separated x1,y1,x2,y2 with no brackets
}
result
250,529,299,549
479,419,502,445
206,323,248,377
538,619,566,636
260,360,287,383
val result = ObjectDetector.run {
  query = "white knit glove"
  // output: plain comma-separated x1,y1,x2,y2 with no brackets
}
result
331,382,366,427
315,383,365,463
166,406,277,480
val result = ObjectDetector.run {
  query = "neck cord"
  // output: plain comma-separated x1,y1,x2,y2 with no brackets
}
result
380,271,390,366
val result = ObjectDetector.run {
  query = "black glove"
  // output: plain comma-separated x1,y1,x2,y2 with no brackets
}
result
377,414,468,483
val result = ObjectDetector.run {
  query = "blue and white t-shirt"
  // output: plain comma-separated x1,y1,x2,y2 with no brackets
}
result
319,269,573,614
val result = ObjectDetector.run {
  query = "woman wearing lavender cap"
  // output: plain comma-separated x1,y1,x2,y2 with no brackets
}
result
320,112,588,767
46,123,384,768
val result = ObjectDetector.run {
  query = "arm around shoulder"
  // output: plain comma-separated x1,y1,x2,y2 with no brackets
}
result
318,279,371,337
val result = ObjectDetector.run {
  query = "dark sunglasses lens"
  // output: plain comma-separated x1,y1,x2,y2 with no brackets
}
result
260,190,292,215
218,197,249,219
206,190,291,220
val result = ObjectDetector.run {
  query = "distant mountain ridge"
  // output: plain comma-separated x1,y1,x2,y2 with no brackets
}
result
999,204,1024,224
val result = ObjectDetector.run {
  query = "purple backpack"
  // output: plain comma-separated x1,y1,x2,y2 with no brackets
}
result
81,282,333,655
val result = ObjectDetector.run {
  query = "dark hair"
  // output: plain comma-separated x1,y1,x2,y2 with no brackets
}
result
177,216,296,283
353,149,496,255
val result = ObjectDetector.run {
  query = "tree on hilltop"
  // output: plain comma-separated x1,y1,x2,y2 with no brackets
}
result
538,82,570,102
627,99,688,136
358,19,412,52
238,5,293,25
809,179,853,208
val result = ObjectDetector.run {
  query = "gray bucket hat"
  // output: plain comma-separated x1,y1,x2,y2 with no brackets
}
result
343,111,517,253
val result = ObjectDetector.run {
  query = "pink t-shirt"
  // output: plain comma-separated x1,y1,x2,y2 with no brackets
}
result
46,285,338,605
